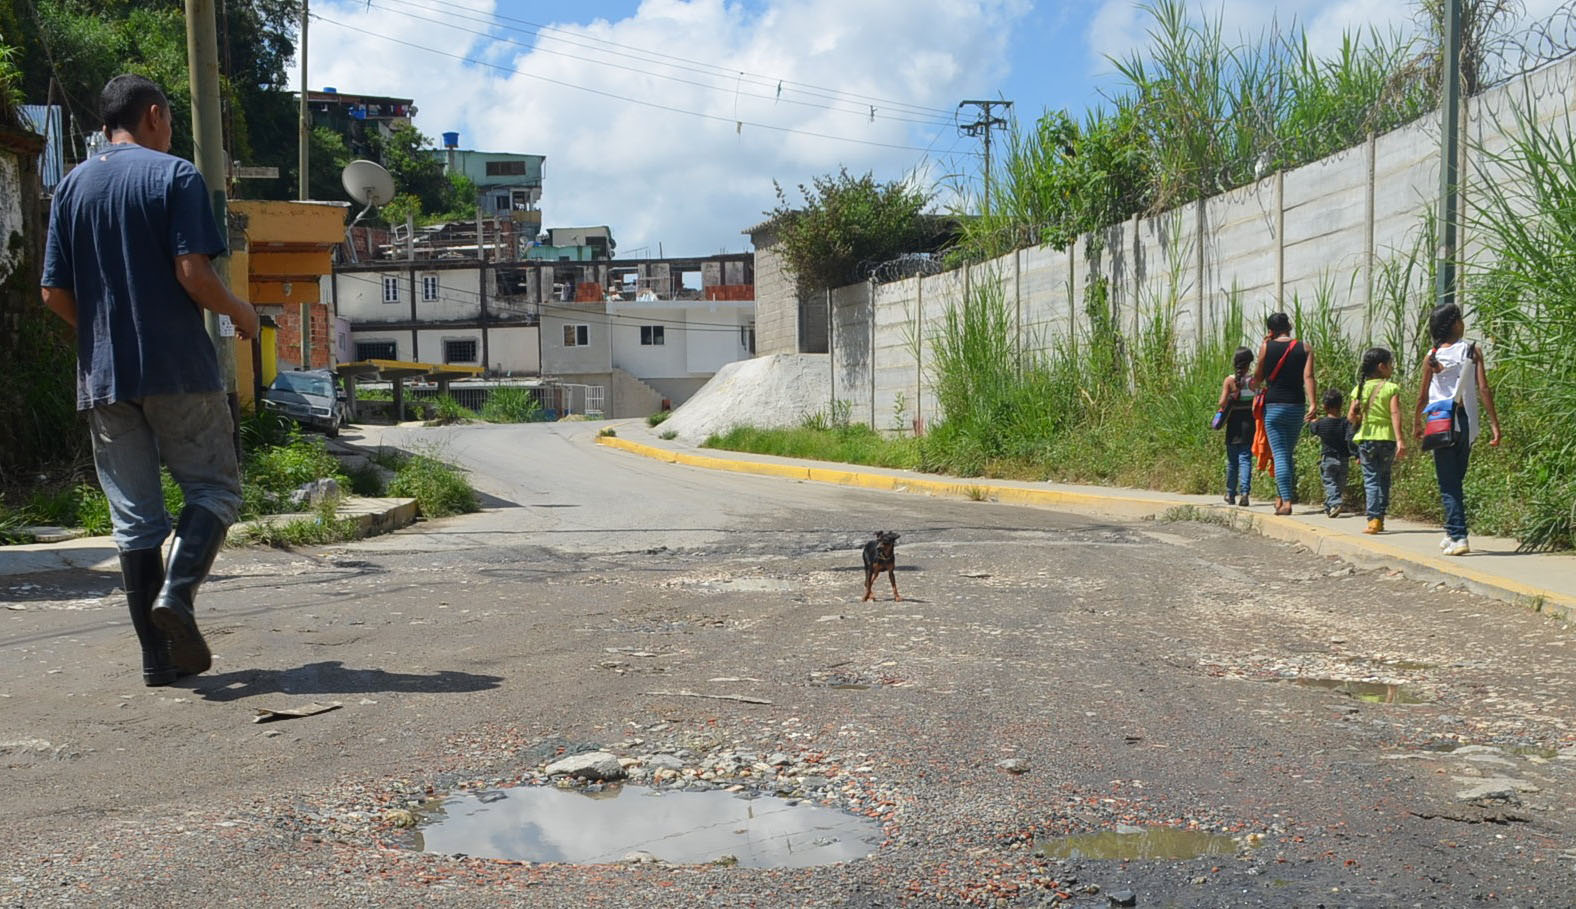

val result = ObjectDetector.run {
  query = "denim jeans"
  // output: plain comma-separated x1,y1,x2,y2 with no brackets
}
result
89,393,242,551
1318,456,1348,511
1263,403,1304,502
1357,440,1396,519
1433,436,1473,540
1225,442,1252,498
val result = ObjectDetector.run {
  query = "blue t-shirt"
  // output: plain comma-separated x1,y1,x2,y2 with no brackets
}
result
42,143,227,410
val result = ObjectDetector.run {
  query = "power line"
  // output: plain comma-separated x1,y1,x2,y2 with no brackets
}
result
314,14,971,156
370,0,958,120
366,0,959,128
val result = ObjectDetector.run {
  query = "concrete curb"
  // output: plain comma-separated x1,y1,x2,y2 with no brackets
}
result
0,496,419,578
597,435,1576,623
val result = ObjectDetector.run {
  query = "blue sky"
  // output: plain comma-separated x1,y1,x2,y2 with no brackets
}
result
304,0,1431,255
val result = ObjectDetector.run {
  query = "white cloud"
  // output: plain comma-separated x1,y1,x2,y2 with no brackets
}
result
302,0,1029,255
1085,0,1419,76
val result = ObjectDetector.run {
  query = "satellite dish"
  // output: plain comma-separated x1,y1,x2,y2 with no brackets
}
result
341,159,395,207
340,160,397,265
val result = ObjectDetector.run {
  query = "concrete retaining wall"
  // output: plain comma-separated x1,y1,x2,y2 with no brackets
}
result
819,56,1576,430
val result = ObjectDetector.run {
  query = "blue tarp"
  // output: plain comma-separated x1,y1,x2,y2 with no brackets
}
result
18,105,64,190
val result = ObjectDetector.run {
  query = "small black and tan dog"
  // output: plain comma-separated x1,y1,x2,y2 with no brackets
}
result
861,531,901,602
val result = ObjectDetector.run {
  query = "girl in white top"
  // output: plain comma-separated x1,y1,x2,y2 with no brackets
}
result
1413,303,1502,555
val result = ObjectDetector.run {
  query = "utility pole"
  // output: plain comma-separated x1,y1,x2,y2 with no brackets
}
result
185,0,239,412
298,0,309,201
958,99,1012,217
1435,0,1461,310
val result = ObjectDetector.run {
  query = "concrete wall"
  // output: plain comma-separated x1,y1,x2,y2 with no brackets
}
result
606,300,754,383
820,55,1576,433
541,302,613,374
332,267,485,323
750,229,825,355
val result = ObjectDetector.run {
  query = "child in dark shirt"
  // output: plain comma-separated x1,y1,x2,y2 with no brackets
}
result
1308,389,1353,517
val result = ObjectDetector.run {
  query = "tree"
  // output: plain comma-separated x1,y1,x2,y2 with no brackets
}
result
369,122,449,218
767,167,932,295
9,0,304,199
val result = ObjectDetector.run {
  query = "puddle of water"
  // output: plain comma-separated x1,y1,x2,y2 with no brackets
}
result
1039,827,1247,860
1290,678,1429,704
412,785,881,868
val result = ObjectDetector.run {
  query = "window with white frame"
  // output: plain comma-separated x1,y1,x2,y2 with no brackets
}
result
421,274,439,301
562,324,590,347
640,325,665,346
382,275,400,303
444,339,478,363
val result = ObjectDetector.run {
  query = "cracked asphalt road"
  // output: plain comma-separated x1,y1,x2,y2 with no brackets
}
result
3,421,1574,908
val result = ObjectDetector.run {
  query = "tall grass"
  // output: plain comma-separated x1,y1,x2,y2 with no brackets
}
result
952,0,1433,262
1464,96,1576,549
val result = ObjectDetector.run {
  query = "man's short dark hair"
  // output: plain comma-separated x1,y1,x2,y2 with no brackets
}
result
101,74,168,133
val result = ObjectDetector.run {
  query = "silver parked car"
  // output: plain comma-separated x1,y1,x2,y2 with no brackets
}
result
261,369,344,437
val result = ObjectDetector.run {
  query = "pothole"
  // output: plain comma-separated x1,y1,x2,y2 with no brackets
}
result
1288,678,1429,704
1038,826,1257,860
408,784,881,868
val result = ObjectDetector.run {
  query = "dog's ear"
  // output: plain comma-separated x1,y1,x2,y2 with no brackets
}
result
874,530,884,538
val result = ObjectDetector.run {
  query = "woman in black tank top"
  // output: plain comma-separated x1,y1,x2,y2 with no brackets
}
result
1253,312,1318,513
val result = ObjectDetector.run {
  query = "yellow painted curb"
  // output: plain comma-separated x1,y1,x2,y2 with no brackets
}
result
594,435,1574,621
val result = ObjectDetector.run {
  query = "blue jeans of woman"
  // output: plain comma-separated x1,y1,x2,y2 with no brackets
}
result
1432,437,1472,540
1225,442,1252,499
1357,440,1396,519
1263,403,1304,502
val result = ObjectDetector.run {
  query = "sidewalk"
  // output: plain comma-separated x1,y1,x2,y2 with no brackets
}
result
0,496,416,578
598,426,1576,623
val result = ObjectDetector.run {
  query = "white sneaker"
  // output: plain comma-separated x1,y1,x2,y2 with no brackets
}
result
1439,536,1454,551
1442,538,1470,556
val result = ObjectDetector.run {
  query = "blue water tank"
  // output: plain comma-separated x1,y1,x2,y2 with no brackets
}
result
442,131,460,149
323,86,337,93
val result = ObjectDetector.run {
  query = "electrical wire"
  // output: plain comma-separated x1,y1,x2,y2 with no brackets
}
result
369,0,958,120
311,14,973,156
365,0,961,128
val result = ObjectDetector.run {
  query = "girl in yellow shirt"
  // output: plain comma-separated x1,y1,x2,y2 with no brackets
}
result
1348,348,1407,534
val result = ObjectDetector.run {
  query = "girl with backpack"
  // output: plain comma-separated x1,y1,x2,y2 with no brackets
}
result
1413,304,1502,555
1348,347,1406,534
1216,346,1257,506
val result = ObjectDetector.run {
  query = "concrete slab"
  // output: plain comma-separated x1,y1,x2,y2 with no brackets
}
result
0,497,419,578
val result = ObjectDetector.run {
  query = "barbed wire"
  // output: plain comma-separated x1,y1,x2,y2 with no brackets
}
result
1478,0,1576,89
862,253,947,285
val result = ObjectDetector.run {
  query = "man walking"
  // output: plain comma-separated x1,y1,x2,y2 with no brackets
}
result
41,74,259,685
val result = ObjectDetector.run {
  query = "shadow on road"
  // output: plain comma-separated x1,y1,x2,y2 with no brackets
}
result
190,659,504,702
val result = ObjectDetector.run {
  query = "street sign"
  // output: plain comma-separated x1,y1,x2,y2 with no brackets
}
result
233,166,279,179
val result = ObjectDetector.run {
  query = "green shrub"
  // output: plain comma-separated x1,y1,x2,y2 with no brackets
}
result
343,460,386,496
659,429,678,441
598,427,617,438
480,386,543,423
232,499,361,548
242,437,348,517
240,410,296,449
73,484,112,536
647,410,671,426
427,395,476,425
388,454,478,517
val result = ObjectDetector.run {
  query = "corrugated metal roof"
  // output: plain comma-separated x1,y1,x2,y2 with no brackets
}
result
18,105,63,190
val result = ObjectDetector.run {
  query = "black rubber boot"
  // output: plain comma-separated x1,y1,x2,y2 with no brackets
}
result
150,507,228,675
120,548,178,687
